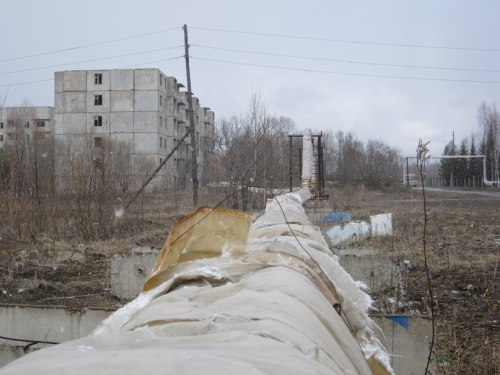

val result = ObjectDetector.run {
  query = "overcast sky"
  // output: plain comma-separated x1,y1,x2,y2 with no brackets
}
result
1,0,500,157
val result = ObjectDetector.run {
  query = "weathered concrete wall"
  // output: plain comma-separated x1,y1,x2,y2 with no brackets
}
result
86,70,111,91
110,248,159,300
61,71,87,92
0,304,111,368
373,315,434,375
335,248,398,292
110,112,134,133
111,91,134,112
134,69,159,90
111,69,134,90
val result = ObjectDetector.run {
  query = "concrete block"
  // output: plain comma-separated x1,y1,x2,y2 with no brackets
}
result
0,344,26,368
0,305,112,368
373,315,434,375
111,91,134,112
134,90,159,112
371,213,393,236
86,92,110,113
111,70,134,90
133,132,158,154
57,92,87,113
54,72,63,93
335,248,398,292
134,69,159,90
326,222,370,246
62,71,87,92
133,111,158,133
110,112,134,133
86,113,110,133
54,113,87,134
86,70,111,91
110,248,159,300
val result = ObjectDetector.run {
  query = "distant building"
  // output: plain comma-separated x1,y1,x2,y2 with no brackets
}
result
54,68,214,189
0,106,53,148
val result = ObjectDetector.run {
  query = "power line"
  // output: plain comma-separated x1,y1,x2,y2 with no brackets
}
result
192,44,500,74
190,55,500,84
0,26,181,63
190,26,500,53
0,78,53,88
0,46,184,75
120,55,184,68
0,56,184,88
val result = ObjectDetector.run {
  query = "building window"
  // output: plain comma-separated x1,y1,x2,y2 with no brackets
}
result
0,122,3,129
94,116,103,127
159,115,163,128
94,73,102,85
160,74,163,86
36,121,45,128
159,95,163,106
94,95,103,106
94,137,102,148
160,137,163,148
0,135,3,142
25,122,30,129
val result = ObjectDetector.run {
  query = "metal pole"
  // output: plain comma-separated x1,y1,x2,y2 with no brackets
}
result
183,24,198,207
125,130,191,210
289,135,293,192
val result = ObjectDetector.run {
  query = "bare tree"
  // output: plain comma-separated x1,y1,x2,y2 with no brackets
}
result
478,102,500,184
211,95,296,208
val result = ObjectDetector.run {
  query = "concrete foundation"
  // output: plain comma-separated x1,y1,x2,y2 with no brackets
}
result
373,315,434,374
110,247,159,300
0,304,112,368
0,303,432,374
335,248,398,292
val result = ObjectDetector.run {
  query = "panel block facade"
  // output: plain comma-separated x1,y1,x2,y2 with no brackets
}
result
54,68,214,189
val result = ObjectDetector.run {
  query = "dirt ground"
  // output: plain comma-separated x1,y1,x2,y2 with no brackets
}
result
328,186,499,375
0,186,498,374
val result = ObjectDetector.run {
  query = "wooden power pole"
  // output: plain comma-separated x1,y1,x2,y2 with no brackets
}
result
183,24,199,207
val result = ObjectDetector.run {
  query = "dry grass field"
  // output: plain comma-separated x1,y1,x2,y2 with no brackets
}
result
0,186,498,374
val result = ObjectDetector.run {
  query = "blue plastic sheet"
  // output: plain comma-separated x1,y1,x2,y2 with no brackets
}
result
387,315,409,330
321,212,351,223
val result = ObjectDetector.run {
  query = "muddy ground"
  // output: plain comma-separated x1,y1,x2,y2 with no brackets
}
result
0,187,498,374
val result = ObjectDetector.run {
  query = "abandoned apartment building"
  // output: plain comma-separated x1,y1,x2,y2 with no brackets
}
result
0,68,215,189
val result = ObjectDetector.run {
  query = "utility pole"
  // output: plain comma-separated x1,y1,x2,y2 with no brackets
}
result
183,24,198,207
451,130,455,187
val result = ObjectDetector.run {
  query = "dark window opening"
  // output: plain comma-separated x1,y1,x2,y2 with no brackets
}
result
94,95,103,106
94,73,103,85
36,121,45,128
94,115,103,127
